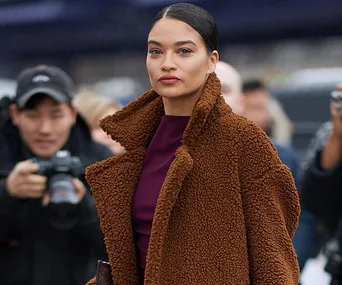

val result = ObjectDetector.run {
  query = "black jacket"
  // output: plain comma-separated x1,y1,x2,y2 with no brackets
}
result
301,152,342,227
301,122,342,226
300,122,342,284
0,116,113,285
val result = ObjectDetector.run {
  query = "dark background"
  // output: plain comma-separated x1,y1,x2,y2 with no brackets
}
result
1,0,342,73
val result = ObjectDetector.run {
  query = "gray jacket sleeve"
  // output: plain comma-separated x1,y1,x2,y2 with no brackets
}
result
300,121,332,172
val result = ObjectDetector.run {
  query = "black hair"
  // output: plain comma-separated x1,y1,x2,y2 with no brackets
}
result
149,3,218,53
242,79,266,94
20,93,48,110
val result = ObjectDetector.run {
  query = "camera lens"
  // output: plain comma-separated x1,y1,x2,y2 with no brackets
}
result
47,173,80,230
48,173,79,205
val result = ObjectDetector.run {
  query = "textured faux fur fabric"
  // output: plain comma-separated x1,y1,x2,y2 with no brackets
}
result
85,73,300,285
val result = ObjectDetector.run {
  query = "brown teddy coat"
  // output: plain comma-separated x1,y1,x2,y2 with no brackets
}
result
85,74,300,285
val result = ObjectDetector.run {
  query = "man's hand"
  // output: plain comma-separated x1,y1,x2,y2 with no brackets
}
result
72,178,86,201
6,159,47,199
42,178,86,206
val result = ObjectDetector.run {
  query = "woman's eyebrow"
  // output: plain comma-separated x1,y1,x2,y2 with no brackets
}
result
174,40,197,47
148,40,162,46
147,40,197,47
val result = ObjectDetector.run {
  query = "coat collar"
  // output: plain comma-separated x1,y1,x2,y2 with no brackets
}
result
99,73,227,151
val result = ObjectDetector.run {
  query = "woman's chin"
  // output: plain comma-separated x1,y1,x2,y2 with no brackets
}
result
156,89,185,99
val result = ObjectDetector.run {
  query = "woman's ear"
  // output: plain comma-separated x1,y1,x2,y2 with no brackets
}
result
208,50,219,74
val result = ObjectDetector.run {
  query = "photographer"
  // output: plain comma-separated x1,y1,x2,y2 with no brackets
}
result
0,65,113,285
301,84,342,283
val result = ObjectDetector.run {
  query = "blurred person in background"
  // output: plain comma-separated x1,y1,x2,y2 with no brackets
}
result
215,60,244,114
268,97,294,146
242,79,299,179
242,79,294,145
0,65,111,285
242,78,315,271
73,89,125,155
301,84,342,284
86,3,299,284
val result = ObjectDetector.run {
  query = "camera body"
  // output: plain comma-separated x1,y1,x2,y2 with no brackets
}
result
33,150,84,209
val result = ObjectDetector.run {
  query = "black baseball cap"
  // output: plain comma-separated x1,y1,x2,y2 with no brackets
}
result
14,65,76,109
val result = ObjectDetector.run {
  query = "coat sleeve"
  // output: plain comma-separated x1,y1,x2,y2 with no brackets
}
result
301,151,342,223
239,125,300,285
300,120,342,224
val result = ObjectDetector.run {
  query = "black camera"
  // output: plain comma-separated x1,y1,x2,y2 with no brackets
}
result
33,150,84,213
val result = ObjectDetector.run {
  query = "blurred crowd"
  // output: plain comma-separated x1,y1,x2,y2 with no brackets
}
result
0,60,341,285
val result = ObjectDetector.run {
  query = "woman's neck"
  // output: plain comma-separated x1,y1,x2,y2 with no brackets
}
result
162,89,203,116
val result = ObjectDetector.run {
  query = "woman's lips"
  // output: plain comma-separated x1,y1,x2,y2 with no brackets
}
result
159,76,180,85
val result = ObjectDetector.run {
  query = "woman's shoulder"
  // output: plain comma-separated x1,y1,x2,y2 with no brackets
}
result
216,111,282,173
217,111,272,144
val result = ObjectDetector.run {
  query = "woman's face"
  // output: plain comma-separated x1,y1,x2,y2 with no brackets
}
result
146,17,218,99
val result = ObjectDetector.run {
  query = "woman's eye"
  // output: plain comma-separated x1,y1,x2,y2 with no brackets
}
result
149,49,162,55
178,48,192,54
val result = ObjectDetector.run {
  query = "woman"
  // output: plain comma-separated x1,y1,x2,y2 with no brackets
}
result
73,89,125,155
86,3,300,285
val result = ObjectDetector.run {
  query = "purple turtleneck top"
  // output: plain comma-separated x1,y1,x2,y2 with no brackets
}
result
131,115,190,269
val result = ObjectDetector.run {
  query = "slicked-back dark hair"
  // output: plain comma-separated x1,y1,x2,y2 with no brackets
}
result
149,3,218,53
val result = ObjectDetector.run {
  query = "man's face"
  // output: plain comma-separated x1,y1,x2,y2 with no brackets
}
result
11,96,76,158
220,82,243,114
243,89,271,131
215,62,243,114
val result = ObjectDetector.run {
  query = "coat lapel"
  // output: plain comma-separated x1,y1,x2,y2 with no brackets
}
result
144,145,194,284
86,73,226,284
86,148,145,284
86,88,166,284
